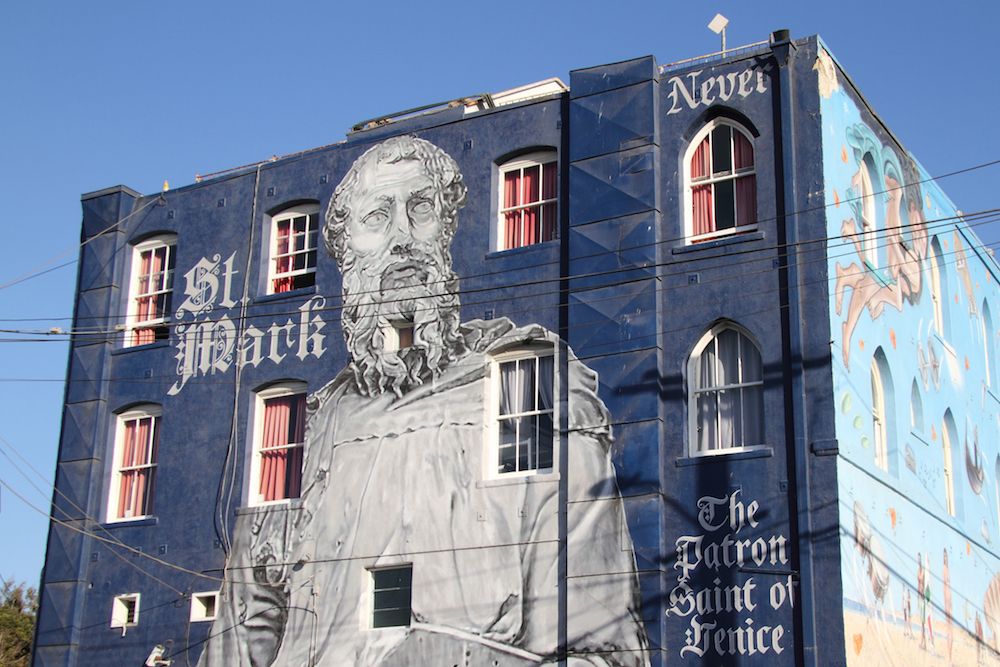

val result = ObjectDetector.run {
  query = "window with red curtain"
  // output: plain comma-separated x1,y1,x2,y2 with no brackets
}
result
257,391,306,503
689,123,756,242
499,153,558,250
128,238,175,347
270,207,319,294
112,410,160,520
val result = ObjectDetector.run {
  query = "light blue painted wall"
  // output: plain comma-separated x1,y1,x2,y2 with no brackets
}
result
820,43,1000,663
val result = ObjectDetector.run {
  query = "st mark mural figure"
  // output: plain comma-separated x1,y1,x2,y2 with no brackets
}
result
198,136,650,666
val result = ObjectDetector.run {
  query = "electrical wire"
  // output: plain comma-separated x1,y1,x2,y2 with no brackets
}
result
0,202,995,342
0,150,997,325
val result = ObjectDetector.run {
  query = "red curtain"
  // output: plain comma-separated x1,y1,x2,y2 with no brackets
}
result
733,131,754,170
503,171,521,249
259,394,305,501
691,136,710,179
117,417,157,518
736,175,757,227
521,165,539,246
692,185,714,237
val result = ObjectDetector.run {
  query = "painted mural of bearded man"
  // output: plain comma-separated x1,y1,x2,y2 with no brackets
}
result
198,136,649,666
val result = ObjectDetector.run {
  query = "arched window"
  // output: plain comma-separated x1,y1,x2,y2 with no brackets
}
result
685,119,756,243
108,404,161,522
249,381,307,505
688,323,763,454
125,234,176,347
929,237,949,337
857,156,879,269
870,350,891,471
266,204,319,294
497,150,558,251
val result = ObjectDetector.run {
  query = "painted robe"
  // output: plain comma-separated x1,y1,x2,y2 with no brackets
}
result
198,318,649,666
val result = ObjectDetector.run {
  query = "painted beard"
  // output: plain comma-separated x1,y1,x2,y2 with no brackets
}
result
341,246,465,397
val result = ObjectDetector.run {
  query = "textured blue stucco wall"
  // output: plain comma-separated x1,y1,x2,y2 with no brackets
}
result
35,36,903,667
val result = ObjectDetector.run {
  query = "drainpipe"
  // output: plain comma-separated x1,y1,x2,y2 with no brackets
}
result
771,28,819,666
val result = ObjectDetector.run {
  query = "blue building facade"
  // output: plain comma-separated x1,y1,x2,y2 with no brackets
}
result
33,32,1000,666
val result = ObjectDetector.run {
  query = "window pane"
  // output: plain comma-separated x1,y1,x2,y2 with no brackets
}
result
698,339,717,389
499,362,518,416
498,418,518,473
711,125,732,175
542,202,557,242
537,412,554,469
718,389,740,448
542,161,557,200
537,355,554,410
735,175,756,227
523,165,540,204
373,608,411,628
713,179,736,230
519,416,536,471
741,335,762,383
519,359,536,413
692,184,714,236
733,130,754,170
374,587,411,611
504,171,520,208
691,136,710,180
742,386,764,445
717,329,740,386
697,391,718,451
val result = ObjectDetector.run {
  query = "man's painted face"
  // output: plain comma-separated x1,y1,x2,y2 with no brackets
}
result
346,159,442,260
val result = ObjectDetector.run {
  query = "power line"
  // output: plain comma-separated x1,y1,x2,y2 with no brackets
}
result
0,202,995,342
0,150,997,317
0,214,989,386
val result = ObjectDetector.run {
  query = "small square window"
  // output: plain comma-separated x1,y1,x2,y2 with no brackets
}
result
383,320,414,352
371,566,412,628
190,591,219,622
111,593,140,629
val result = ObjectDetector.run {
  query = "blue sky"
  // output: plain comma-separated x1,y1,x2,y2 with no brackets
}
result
1,1,998,588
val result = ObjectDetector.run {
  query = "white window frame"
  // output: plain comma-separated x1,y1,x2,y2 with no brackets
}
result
486,346,558,478
107,405,161,523
190,591,220,622
683,119,757,244
124,234,176,347
496,150,558,251
870,358,888,471
687,323,765,456
367,564,413,630
110,593,141,629
248,382,307,507
266,204,320,295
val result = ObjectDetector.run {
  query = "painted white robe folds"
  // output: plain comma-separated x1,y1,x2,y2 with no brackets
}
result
199,319,649,666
